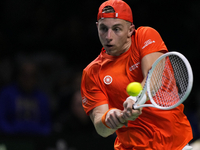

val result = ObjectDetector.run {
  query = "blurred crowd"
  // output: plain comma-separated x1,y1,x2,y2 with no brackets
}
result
0,0,199,150
0,52,116,150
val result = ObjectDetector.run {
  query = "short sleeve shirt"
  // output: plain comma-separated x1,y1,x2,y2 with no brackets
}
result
81,26,192,149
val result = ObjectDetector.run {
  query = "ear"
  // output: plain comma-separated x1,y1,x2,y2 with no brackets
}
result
96,22,99,29
128,24,135,38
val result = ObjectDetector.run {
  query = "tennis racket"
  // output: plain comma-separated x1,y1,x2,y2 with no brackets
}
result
133,51,193,110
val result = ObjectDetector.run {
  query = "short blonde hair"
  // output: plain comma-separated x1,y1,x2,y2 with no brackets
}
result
102,6,115,13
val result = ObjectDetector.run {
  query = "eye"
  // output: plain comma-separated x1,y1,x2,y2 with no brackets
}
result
113,27,121,32
100,26,108,32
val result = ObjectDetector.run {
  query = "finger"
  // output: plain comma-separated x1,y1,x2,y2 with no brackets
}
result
123,120,128,127
123,101,128,109
123,98,135,109
133,108,142,115
130,110,142,120
122,109,142,121
106,118,116,129
115,112,126,125
108,114,118,129
123,110,132,119
138,108,142,115
118,112,128,127
107,112,122,129
114,111,126,128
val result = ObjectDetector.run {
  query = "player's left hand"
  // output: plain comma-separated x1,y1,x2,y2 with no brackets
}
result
122,97,142,121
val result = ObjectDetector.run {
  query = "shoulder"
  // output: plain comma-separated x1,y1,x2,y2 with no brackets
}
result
133,26,167,58
136,26,160,36
83,55,102,76
136,26,158,32
133,26,163,47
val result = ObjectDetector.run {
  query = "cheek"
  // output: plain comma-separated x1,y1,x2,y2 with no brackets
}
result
117,34,127,44
98,32,105,42
98,35,103,43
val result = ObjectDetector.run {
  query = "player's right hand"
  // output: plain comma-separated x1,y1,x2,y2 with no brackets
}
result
105,109,127,129
123,97,142,121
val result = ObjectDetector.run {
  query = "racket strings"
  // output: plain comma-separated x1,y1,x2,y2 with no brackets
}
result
150,55,188,107
170,55,189,98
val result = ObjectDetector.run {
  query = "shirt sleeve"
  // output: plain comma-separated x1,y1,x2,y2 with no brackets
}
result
136,26,168,59
81,68,108,115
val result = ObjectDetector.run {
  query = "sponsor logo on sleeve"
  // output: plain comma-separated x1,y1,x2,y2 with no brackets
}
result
142,39,155,49
82,96,88,106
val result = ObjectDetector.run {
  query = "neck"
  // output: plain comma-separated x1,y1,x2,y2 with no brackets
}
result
121,38,132,55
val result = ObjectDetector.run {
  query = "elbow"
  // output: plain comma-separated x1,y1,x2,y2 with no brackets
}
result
97,130,110,138
95,126,114,138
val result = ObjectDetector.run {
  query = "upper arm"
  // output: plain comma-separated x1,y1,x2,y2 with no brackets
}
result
81,68,108,115
141,51,164,85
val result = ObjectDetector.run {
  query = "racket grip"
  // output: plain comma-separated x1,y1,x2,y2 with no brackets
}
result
138,94,147,105
133,94,147,109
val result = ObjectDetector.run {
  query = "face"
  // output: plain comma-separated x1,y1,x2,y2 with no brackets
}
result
97,18,134,56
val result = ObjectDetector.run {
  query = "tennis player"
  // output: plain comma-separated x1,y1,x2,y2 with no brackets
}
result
81,0,193,149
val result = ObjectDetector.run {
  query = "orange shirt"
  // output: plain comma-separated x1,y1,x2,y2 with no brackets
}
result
81,26,193,149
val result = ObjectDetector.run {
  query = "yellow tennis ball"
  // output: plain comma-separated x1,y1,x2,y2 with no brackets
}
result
126,82,142,96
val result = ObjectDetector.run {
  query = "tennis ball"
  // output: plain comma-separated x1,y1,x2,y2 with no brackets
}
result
126,82,142,96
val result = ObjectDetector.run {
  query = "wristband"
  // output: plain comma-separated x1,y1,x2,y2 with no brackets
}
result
126,96,137,102
126,95,147,105
138,94,147,105
101,108,116,129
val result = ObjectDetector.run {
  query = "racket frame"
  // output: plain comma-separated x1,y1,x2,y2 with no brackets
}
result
133,51,193,110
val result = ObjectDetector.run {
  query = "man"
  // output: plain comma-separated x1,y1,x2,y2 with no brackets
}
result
81,0,193,149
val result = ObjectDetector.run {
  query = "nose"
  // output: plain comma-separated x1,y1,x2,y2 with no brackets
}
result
106,29,112,42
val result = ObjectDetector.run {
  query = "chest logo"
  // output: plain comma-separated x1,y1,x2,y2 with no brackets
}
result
129,62,140,71
103,75,113,85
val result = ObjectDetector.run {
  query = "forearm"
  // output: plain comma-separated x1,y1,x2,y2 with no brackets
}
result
89,104,124,137
91,114,116,137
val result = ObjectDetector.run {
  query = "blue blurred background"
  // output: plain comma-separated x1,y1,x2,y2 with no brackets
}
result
0,0,199,150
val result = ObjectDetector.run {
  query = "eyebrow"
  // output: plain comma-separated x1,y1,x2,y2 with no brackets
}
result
99,23,124,28
112,24,124,28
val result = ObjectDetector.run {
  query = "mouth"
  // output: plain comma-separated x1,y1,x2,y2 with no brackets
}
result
105,44,113,48
104,44,116,55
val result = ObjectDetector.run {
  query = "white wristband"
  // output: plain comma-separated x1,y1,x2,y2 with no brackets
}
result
126,96,137,102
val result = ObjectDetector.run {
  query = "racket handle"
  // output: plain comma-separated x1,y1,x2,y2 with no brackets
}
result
133,94,147,109
138,94,147,105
